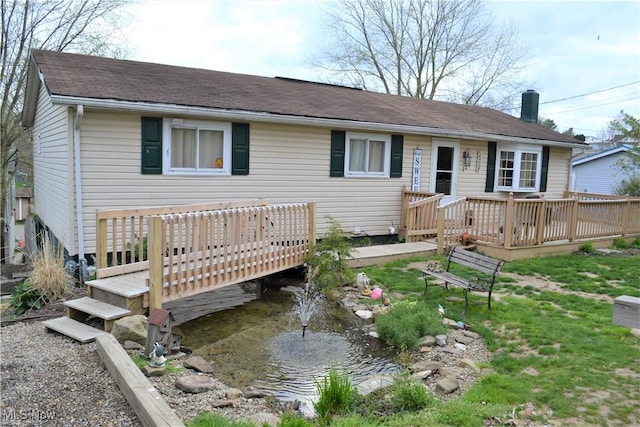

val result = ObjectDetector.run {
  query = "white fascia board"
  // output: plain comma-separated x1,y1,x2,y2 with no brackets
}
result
572,145,630,166
49,95,588,149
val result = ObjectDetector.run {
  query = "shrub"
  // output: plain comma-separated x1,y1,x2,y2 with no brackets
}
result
391,370,435,412
376,300,447,349
314,365,357,426
579,241,594,254
305,217,354,289
9,282,46,315
613,175,640,197
612,238,630,249
631,235,640,248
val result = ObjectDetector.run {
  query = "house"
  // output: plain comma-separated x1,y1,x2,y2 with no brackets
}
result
21,49,587,263
571,144,635,195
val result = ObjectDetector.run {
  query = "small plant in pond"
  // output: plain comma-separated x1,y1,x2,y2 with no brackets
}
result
579,241,594,253
314,365,357,426
305,217,354,289
375,300,446,350
391,370,435,412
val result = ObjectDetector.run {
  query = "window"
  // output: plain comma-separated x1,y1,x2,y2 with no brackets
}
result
344,132,391,177
495,144,542,191
164,119,231,175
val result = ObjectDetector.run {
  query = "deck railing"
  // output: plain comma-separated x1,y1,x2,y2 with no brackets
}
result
147,203,316,309
95,200,269,278
401,187,442,242
431,192,640,254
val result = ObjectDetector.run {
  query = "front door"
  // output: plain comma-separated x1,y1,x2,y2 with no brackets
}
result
430,140,459,205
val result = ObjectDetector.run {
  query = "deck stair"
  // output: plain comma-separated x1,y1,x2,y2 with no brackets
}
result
43,277,150,343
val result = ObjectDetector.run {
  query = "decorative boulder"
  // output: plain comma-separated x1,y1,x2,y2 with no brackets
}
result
111,315,148,345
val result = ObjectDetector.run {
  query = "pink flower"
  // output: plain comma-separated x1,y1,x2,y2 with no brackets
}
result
371,288,383,300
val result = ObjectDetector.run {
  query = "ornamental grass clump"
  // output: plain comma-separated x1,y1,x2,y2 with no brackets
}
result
29,239,72,301
314,365,357,426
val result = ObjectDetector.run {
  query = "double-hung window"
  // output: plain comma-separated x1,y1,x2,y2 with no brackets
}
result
164,119,231,175
344,132,391,177
495,143,542,191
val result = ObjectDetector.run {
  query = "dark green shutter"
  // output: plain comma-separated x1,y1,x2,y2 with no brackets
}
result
330,130,345,177
539,146,550,192
485,141,497,192
390,135,403,178
232,123,250,175
141,117,162,174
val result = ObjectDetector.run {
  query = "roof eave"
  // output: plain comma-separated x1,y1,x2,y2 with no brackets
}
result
21,56,42,127
48,95,588,149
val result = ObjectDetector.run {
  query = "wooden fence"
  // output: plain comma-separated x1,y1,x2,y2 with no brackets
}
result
147,203,316,309
432,192,640,254
95,200,269,278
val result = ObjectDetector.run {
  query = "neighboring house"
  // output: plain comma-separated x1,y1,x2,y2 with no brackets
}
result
15,188,32,222
21,49,587,262
571,144,636,195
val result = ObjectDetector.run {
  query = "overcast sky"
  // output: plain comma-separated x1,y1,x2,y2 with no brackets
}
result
122,0,640,140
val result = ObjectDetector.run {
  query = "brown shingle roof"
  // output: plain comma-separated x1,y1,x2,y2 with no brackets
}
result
30,49,582,145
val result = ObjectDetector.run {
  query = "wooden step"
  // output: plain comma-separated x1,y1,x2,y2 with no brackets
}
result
43,317,107,343
64,297,132,332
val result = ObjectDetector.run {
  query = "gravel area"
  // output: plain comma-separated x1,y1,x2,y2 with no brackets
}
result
0,321,140,427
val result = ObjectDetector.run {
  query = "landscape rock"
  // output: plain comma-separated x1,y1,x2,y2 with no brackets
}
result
412,370,433,380
123,340,143,350
410,361,442,372
459,358,480,373
435,334,447,346
438,367,461,377
351,303,368,312
243,387,266,399
436,377,460,394
355,310,373,320
463,330,481,339
438,346,459,354
442,317,459,327
184,356,214,373
418,335,436,347
455,334,475,345
175,376,218,393
226,387,243,399
111,315,147,345
248,412,280,427
356,374,394,396
143,366,165,377
210,399,236,408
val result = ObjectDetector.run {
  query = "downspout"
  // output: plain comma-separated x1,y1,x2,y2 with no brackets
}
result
73,105,86,282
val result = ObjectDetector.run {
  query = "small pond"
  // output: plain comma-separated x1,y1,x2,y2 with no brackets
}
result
177,280,401,415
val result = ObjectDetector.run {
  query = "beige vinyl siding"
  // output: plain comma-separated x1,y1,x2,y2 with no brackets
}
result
454,139,488,198
32,84,74,252
77,111,574,254
545,146,571,198
79,112,422,252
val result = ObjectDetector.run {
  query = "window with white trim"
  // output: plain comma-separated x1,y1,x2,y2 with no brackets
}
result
495,144,542,191
344,132,391,177
163,119,231,175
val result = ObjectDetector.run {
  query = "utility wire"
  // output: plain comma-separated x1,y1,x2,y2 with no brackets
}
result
539,81,640,105
547,93,640,114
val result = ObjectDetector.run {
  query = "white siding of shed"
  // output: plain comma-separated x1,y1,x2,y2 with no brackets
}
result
32,84,74,252
572,152,629,195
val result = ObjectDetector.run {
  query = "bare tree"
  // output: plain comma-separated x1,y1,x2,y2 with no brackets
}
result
317,0,529,110
1,0,129,262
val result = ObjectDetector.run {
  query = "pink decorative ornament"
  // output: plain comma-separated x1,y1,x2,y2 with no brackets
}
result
371,288,383,300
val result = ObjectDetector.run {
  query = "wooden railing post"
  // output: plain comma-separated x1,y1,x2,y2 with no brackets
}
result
148,216,164,311
503,192,515,249
308,202,316,253
568,197,579,241
400,185,408,239
436,207,445,255
621,197,630,236
535,195,547,245
96,214,107,270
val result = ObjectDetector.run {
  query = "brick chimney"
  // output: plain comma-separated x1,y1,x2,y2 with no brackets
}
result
520,89,539,124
